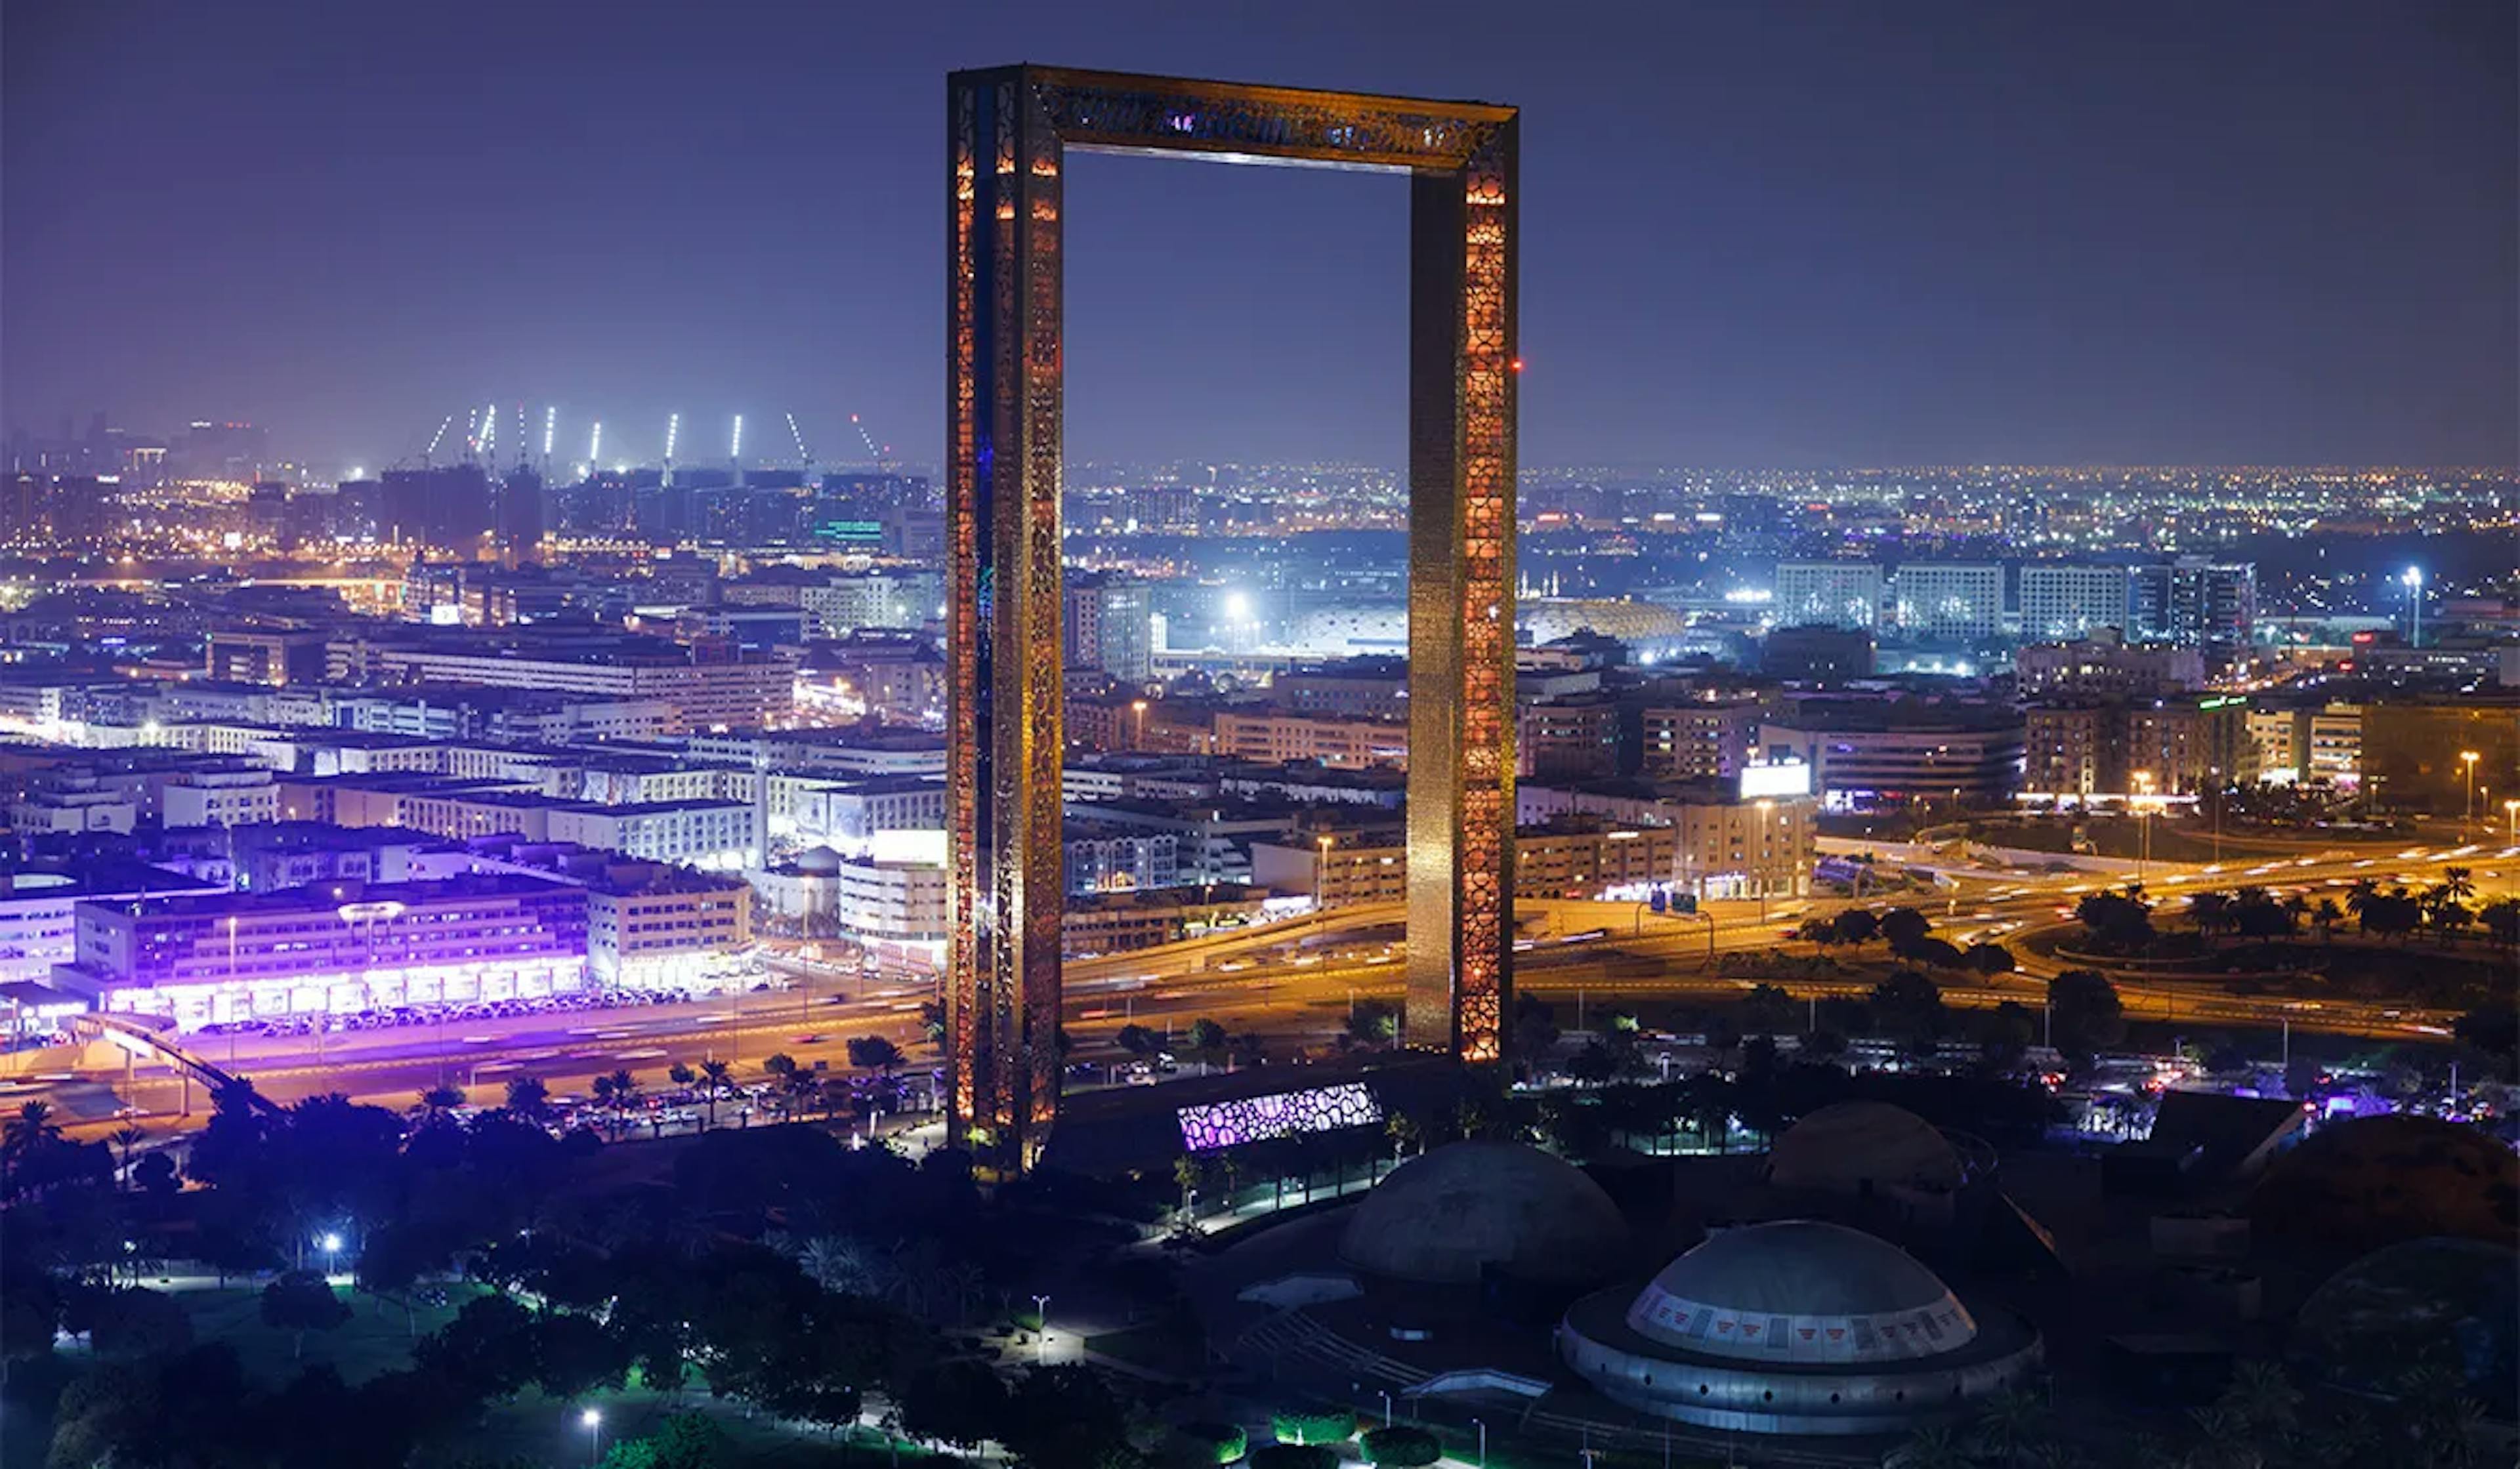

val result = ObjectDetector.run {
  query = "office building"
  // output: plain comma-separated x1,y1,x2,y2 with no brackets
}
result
1639,700,1761,780
1757,704,2026,812
1889,563,2004,644
56,874,591,1029
2131,557,2256,652
2019,564,2133,642
1773,562,1884,631
1064,571,1155,682
2015,631,2204,698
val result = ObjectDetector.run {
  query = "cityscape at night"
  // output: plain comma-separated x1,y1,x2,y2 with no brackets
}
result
1,4,2514,1468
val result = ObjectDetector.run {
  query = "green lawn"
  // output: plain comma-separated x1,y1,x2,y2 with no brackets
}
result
174,1280,492,1385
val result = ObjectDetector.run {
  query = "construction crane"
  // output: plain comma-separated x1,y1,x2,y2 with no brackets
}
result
587,421,603,474
663,412,680,487
423,414,454,466
849,413,892,473
785,412,815,478
541,405,557,473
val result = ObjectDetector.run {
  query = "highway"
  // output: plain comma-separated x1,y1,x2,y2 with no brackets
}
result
30,835,2505,1136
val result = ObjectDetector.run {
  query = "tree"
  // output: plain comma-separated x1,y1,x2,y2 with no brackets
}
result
1510,993,1561,1067
86,1285,195,1359
108,1124,149,1190
1965,943,2017,978
917,999,947,1046
532,1308,631,1399
1,1098,63,1191
847,1035,906,1073
899,1357,1007,1448
2481,897,2520,949
667,1062,697,1088
2189,890,2233,941
414,1085,465,1121
1741,983,1797,1035
1383,1111,1421,1161
2048,970,2126,1060
1831,908,1881,945
262,1268,351,1359
1801,1028,1849,1064
697,1058,734,1130
1115,1024,1159,1059
1186,1018,1229,1070
1879,907,1933,951
1344,999,1401,1048
1870,969,1947,1049
600,1412,729,1469
2074,892,2154,953
504,1075,551,1121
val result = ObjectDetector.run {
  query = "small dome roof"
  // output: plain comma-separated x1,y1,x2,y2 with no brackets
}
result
1625,1222,1974,1363
795,844,844,875
1767,1102,1963,1196
1339,1140,1627,1287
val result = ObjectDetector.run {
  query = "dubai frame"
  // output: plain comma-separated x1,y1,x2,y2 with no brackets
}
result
946,66,1517,1165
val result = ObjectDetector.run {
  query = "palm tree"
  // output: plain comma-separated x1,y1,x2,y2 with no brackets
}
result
605,1067,640,1136
1383,1111,1421,1163
1968,1388,2049,1464
2220,1361,2301,1439
2439,867,2476,906
698,1058,733,1130
504,1075,551,1121
108,1124,149,1190
413,1085,464,1123
3,1098,61,1157
1889,1425,1973,1469
2345,877,2378,928
2311,897,2342,941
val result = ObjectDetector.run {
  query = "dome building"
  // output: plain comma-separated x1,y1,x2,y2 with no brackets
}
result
1339,1139,1629,1289
1558,1221,2042,1435
1763,1101,1992,1228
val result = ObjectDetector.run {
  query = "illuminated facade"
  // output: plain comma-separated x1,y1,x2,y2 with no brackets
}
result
948,66,1519,1164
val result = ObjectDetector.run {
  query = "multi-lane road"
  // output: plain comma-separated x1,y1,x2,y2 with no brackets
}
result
29,835,2509,1135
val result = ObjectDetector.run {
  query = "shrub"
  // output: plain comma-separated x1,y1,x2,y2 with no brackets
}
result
1178,1422,1249,1465
1251,1447,1337,1469
1361,1426,1440,1467
1269,1407,1359,1445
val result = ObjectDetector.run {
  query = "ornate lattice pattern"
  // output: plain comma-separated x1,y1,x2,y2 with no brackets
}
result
1177,1082,1384,1153
948,66,1518,1166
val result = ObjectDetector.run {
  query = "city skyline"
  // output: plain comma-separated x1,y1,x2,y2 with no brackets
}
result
6,1,2514,471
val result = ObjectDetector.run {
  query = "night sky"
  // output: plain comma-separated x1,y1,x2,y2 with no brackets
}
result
4,1,2512,470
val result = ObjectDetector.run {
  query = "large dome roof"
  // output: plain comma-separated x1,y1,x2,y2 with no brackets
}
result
1767,1102,1964,1197
1339,1140,1627,1287
2252,1115,2519,1251
2293,1237,2520,1418
1624,1222,1974,1364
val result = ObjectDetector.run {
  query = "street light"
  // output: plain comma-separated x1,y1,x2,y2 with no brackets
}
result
1032,1293,1051,1363
1471,1417,1486,1469
1131,698,1148,749
1753,800,1774,926
1314,833,1334,913
2459,750,2480,837
2403,566,2424,648
581,1407,602,1469
2504,797,2518,845
318,1232,341,1278
2131,771,2157,885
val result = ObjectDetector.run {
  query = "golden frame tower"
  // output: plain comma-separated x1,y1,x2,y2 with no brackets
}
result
947,65,1517,1165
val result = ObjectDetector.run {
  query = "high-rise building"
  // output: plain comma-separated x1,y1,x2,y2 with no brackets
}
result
2019,564,2133,642
1773,561,1884,631
1889,563,2004,643
381,465,494,548
497,464,545,552
2130,557,2256,652
1064,571,1154,682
